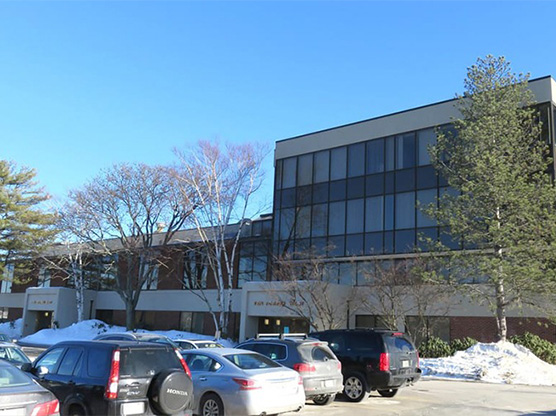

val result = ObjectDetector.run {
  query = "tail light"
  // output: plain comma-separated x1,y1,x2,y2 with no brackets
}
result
379,353,390,372
30,399,59,416
175,349,192,378
293,363,316,373
337,361,342,371
232,377,262,390
105,349,120,400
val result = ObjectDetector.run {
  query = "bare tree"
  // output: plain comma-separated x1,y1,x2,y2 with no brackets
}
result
270,250,363,332
61,163,196,330
359,256,455,344
173,141,267,338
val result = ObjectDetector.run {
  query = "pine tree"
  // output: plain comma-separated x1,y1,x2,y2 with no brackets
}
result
431,56,556,341
0,161,57,280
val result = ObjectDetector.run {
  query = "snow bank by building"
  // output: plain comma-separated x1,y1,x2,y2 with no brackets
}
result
18,319,234,347
0,319,23,340
421,341,556,386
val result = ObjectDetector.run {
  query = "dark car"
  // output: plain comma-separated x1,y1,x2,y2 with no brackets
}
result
310,329,421,402
0,359,59,415
22,340,193,416
237,334,343,405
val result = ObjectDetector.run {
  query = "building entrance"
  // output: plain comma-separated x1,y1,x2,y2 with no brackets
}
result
35,311,53,331
257,317,309,335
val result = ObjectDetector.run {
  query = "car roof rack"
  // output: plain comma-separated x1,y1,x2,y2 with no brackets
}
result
255,333,309,340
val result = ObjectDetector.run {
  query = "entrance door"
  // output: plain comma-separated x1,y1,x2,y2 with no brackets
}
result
36,311,53,331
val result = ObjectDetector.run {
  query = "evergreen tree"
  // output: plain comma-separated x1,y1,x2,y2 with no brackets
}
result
431,56,556,341
0,161,57,280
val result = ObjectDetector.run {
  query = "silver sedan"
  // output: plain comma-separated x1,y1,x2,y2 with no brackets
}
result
182,348,305,416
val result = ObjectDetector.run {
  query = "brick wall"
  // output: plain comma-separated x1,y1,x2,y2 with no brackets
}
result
450,316,556,342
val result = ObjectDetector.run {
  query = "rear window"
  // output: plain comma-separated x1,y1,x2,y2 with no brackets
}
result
299,345,336,362
120,348,180,378
347,333,383,354
0,366,31,387
87,348,111,378
385,336,415,353
244,343,287,361
224,353,281,370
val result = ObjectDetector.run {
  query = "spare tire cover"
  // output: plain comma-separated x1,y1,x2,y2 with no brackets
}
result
148,369,193,415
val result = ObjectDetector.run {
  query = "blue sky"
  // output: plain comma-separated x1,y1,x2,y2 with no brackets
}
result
2,1,556,211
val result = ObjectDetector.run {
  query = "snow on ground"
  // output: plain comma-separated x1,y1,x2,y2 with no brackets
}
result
16,319,234,348
421,341,556,386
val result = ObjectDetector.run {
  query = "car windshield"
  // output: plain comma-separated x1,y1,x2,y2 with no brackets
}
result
0,366,31,388
224,353,281,370
0,347,30,364
120,349,180,378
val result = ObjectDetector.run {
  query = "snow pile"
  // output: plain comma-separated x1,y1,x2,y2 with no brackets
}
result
421,341,556,386
0,319,23,340
18,319,234,348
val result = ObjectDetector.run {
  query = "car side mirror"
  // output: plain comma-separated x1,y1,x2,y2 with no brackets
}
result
20,363,32,373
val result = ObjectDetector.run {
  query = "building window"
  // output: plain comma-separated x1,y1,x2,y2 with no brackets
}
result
311,204,328,238
238,241,269,287
396,133,416,169
395,192,415,229
366,196,384,232
406,316,450,345
355,315,390,329
141,263,159,290
346,199,364,234
328,202,346,236
282,157,297,189
1,264,14,294
366,139,384,174
180,311,205,334
418,128,436,166
38,266,51,288
183,250,208,289
348,143,365,178
297,154,313,186
313,150,330,183
417,189,437,227
330,147,347,180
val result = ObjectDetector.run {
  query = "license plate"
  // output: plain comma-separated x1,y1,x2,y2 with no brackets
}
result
121,402,145,415
324,379,334,387
401,360,410,368
0,409,25,416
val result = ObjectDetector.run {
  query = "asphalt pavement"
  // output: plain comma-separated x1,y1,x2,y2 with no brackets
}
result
294,379,556,416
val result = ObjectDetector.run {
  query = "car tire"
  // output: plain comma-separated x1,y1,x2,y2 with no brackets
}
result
343,373,369,402
200,393,224,416
148,369,193,415
378,388,399,398
312,393,336,405
67,404,86,416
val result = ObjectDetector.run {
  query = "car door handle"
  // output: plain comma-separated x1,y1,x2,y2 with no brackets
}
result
199,377,207,381
67,380,75,385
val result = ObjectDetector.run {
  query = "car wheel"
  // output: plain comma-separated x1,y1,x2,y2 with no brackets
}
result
200,393,224,416
378,388,398,398
67,405,86,416
148,369,193,415
312,393,336,405
343,373,369,402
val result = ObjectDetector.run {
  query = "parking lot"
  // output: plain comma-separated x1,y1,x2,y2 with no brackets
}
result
293,380,556,416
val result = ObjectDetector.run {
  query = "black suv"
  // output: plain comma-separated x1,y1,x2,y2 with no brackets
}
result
310,329,421,402
22,340,193,416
